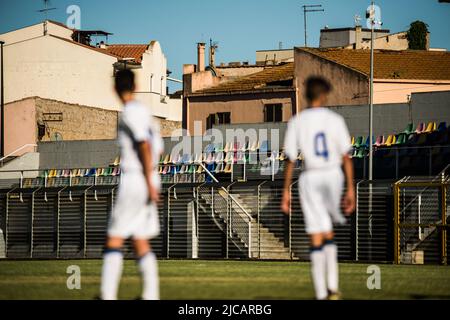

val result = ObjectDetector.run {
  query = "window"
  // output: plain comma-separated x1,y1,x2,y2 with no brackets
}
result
264,104,282,122
206,112,231,130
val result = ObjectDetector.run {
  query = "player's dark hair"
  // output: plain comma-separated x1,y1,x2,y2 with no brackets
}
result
305,76,332,103
114,69,135,96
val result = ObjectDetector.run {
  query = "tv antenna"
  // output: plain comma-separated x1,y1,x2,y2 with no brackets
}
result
37,0,57,35
209,38,219,67
301,4,324,47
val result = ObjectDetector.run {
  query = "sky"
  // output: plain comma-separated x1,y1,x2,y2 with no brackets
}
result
1,0,449,92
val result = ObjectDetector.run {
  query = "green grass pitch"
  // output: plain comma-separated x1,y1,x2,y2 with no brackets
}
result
1,260,450,299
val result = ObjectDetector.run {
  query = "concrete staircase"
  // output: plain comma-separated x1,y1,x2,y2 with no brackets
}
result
400,205,450,264
232,193,292,260
198,187,292,260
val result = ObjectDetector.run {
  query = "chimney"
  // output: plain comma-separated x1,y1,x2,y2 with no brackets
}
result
355,26,362,49
197,42,206,72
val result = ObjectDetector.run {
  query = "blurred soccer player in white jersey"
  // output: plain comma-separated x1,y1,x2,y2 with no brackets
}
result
100,69,163,300
281,76,355,300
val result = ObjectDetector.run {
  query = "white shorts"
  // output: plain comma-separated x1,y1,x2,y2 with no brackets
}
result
108,171,160,239
298,167,346,234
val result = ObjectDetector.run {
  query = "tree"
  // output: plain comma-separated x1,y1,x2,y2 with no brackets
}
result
406,21,429,50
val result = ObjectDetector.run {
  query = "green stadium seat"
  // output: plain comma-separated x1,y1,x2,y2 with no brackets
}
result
403,123,414,135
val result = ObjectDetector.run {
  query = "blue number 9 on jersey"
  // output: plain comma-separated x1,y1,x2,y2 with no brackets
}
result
314,132,329,161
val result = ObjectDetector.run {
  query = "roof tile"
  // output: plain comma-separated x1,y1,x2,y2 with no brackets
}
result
299,48,450,80
195,62,294,95
101,44,149,63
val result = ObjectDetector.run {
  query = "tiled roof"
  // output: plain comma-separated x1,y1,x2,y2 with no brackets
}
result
298,48,450,80
101,44,149,63
49,35,119,59
194,62,294,95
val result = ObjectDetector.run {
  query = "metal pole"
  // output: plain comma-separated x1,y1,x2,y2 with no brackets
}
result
368,0,375,181
303,7,307,47
0,41,5,158
302,5,324,48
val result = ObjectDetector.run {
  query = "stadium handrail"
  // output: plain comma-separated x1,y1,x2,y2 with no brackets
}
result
0,144,37,163
199,162,252,256
198,162,252,221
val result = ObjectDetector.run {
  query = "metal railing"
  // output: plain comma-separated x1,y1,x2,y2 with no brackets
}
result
2,165,448,262
0,144,37,166
198,163,253,257
393,166,450,264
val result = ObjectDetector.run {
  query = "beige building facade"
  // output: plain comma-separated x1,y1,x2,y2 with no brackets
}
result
2,97,118,156
295,48,450,109
0,20,182,121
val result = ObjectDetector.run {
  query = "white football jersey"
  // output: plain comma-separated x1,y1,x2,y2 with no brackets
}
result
284,108,351,171
118,100,163,174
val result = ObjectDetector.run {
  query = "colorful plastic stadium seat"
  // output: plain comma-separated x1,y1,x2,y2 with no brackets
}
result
215,162,224,173
403,123,414,135
395,133,406,145
353,136,363,148
249,141,258,152
385,135,396,147
437,122,447,131
224,163,232,173
260,140,269,153
106,167,113,176
180,154,189,164
425,122,437,133
415,122,425,133
224,152,233,163
215,152,224,163
223,142,231,153
162,154,170,164
206,163,215,173
375,135,384,146
171,154,180,165
355,148,366,158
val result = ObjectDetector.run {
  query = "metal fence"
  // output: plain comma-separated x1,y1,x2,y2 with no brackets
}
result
0,175,398,262
394,179,449,265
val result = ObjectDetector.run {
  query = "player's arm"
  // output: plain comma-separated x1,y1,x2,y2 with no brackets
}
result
342,153,355,215
281,160,295,214
138,141,159,203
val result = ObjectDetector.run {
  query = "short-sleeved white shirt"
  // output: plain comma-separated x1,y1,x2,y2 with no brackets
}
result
118,100,163,173
284,108,351,171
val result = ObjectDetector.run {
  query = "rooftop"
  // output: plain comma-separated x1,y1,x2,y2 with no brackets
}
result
297,48,450,80
320,27,390,33
193,62,294,95
98,44,149,63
